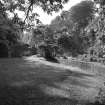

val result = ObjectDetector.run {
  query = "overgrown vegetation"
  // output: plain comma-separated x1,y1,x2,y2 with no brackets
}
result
1,0,105,105
0,0,69,58
1,0,105,62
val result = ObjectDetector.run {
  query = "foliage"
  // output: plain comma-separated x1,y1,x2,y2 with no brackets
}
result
0,0,69,57
50,0,95,56
0,0,69,30
0,3,20,44
51,0,95,31
50,11,73,33
31,25,55,46
83,0,105,63
0,1,25,57
70,0,95,24
31,24,60,59
93,0,105,40
58,35,74,51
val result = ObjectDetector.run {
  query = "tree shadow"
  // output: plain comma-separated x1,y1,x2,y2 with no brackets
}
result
0,84,79,105
0,58,97,105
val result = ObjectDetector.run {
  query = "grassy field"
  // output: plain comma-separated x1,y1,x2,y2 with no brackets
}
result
0,56,105,105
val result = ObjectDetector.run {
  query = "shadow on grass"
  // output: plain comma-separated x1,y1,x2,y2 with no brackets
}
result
0,58,98,105
0,85,79,105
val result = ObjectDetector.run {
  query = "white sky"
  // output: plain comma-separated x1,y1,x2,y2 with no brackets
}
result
12,0,83,25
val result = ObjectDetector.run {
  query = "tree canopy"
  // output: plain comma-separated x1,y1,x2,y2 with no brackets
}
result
2,0,105,62
48,0,95,56
0,0,69,30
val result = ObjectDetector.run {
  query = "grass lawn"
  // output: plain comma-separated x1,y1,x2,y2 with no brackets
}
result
0,56,105,105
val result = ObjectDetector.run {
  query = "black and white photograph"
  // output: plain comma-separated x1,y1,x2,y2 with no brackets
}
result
0,0,105,105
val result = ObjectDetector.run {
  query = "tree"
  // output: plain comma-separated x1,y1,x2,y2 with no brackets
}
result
0,2,20,44
70,1,94,23
0,2,22,57
93,0,105,41
51,0,95,36
1,0,69,30
50,0,95,56
0,0,69,58
67,1,95,54
32,25,59,58
80,0,105,62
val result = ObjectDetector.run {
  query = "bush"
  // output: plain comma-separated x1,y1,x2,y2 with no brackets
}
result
11,43,31,57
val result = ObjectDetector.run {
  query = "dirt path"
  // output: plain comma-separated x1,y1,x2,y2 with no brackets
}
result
0,56,104,105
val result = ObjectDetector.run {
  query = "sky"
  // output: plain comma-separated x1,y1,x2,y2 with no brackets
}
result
14,0,83,25
37,0,83,24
